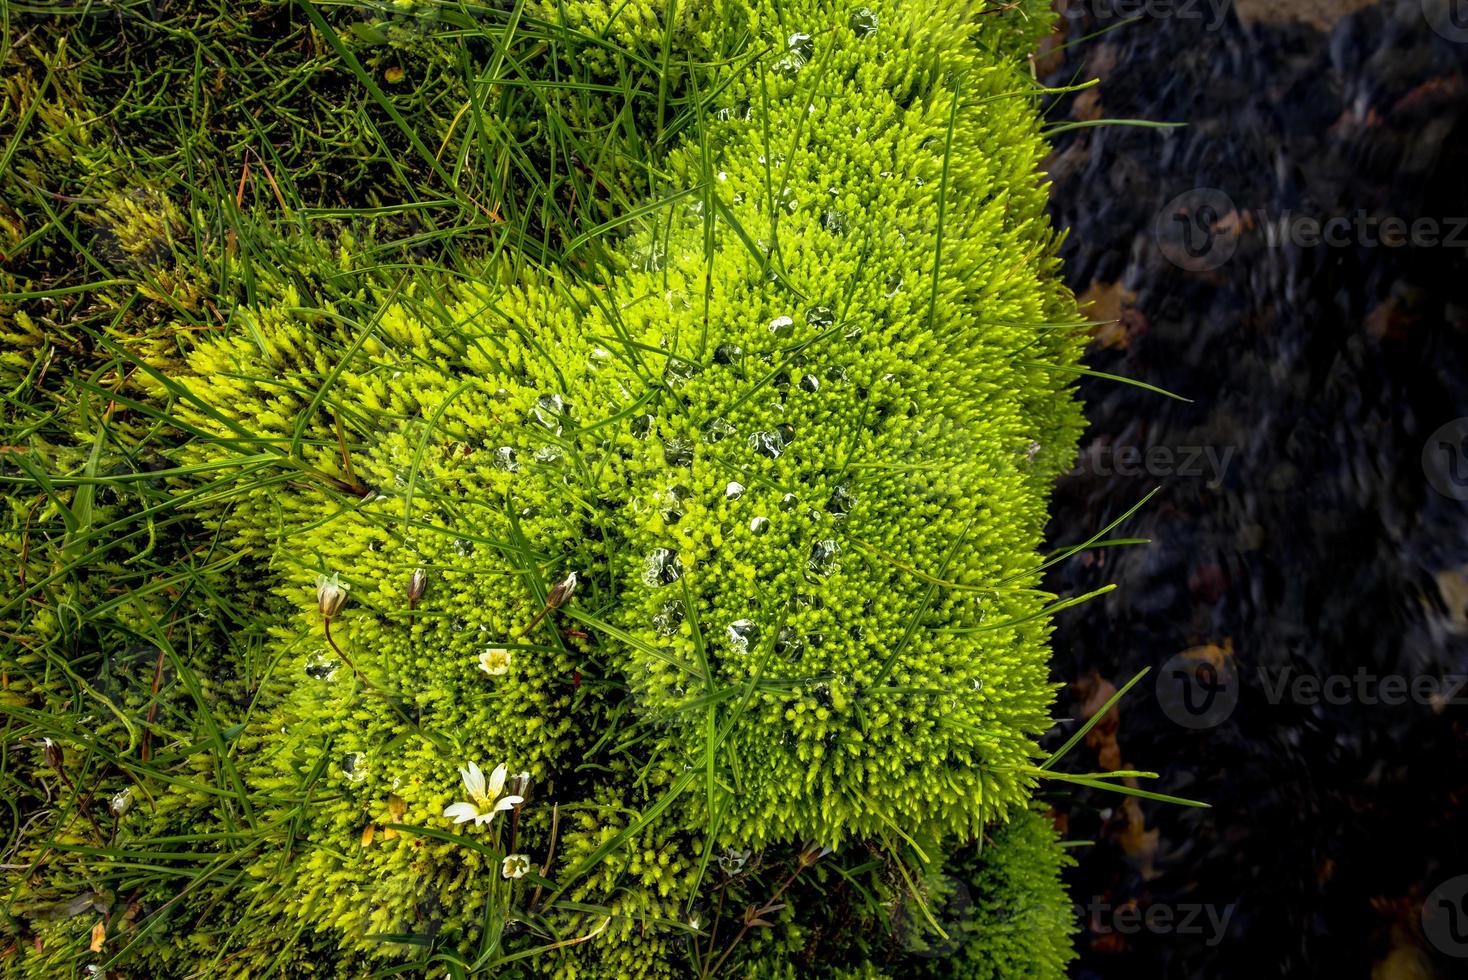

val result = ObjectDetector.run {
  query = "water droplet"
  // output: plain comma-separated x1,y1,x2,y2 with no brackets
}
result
826,483,855,516
776,626,803,659
703,418,736,443
452,537,474,557
773,31,814,77
850,6,878,37
664,437,694,467
726,619,760,655
749,515,770,534
653,600,685,636
844,324,864,341
534,445,563,464
642,548,684,587
769,315,795,339
533,393,571,434
780,493,799,511
806,306,835,329
342,752,367,783
588,348,612,371
661,485,691,525
725,481,746,500
826,364,848,383
820,209,845,234
776,423,796,445
748,430,784,459
493,446,519,472
632,414,655,439
305,652,339,681
666,359,699,386
799,374,820,393
808,539,840,577
883,273,903,298
714,343,743,365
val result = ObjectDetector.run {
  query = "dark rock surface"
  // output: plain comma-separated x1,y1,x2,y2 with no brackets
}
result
1041,1,1468,976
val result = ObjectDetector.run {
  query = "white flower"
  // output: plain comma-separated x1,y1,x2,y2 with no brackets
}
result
501,853,532,879
478,647,512,676
315,573,349,618
443,762,523,826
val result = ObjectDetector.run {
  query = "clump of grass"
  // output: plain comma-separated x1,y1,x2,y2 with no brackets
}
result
0,0,1171,976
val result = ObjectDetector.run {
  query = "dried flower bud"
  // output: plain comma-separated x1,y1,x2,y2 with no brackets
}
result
42,737,63,771
315,573,349,619
407,567,427,609
546,571,578,609
109,789,133,817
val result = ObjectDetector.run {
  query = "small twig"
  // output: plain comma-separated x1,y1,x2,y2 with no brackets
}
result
707,845,825,976
529,802,560,911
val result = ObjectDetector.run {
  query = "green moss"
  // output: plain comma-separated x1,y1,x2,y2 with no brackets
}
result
2,0,1085,975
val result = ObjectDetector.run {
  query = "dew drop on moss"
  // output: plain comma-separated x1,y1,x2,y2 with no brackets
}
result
714,343,743,365
533,393,570,433
493,446,519,472
806,306,835,328
780,493,799,511
808,539,840,577
305,652,339,681
748,429,784,459
826,483,855,516
703,418,736,443
883,273,903,297
664,437,694,467
653,600,684,636
773,32,814,78
725,481,746,500
341,753,367,783
750,515,770,534
769,315,795,339
726,619,760,654
799,374,821,392
642,548,684,587
631,414,655,439
850,6,878,37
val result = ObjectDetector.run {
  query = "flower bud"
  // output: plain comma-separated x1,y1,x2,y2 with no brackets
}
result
42,738,63,771
546,571,577,609
315,573,349,619
407,567,427,609
501,853,532,879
